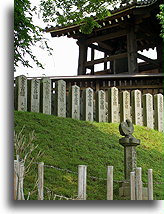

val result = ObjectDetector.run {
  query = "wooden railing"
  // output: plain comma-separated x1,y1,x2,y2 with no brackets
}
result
43,73,163,94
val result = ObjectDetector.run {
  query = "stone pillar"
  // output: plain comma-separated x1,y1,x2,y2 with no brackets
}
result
54,80,66,117
28,78,40,112
82,87,94,122
95,90,106,122
108,87,119,123
131,90,142,126
40,77,51,114
120,90,130,122
154,94,163,132
68,85,80,120
15,75,27,111
143,93,154,129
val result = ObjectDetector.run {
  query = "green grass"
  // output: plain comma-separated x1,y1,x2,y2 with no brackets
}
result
14,111,164,200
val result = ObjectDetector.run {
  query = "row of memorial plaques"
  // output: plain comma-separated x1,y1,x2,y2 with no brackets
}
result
14,75,163,132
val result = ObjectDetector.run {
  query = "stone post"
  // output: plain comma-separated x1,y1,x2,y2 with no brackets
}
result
68,85,80,120
82,87,94,122
119,119,140,199
131,90,142,126
143,93,154,129
15,75,27,111
54,80,66,117
154,94,163,132
95,90,106,122
40,77,51,114
120,90,130,122
108,87,119,123
28,78,40,112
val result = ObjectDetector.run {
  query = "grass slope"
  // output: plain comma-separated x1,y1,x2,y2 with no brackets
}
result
14,111,164,200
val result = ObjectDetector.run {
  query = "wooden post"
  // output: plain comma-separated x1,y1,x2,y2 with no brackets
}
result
130,171,136,200
77,40,88,75
148,169,153,200
91,48,95,75
17,161,25,200
78,165,87,200
135,167,142,200
14,160,19,200
107,166,113,200
38,162,44,200
127,27,138,74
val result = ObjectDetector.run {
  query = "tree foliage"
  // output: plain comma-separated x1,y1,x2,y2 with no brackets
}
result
157,4,164,40
14,0,52,71
40,0,118,34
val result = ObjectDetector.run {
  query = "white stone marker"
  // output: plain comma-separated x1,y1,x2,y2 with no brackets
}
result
78,165,87,200
131,90,142,126
143,93,154,129
95,90,106,122
69,85,80,120
108,87,119,123
15,75,27,111
82,87,94,121
29,78,40,112
55,80,66,117
120,90,130,122
154,94,163,132
40,77,51,114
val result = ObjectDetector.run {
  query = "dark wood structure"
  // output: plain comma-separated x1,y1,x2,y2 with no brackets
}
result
46,0,163,77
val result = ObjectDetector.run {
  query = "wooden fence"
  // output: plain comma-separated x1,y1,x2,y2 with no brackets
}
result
14,75,163,132
14,160,154,200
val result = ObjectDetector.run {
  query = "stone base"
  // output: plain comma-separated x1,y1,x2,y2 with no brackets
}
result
119,182,148,200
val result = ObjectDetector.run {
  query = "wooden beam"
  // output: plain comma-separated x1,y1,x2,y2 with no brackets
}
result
137,53,159,66
91,48,95,75
98,41,113,52
85,52,127,67
127,27,138,74
77,40,88,75
88,44,110,54
86,30,127,44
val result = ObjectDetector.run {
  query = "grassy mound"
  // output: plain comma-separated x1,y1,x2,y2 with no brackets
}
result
14,111,164,200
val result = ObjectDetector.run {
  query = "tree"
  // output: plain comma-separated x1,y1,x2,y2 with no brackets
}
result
40,0,118,34
14,0,52,71
157,4,164,40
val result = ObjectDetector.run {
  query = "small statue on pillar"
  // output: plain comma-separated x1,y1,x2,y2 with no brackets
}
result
119,119,140,146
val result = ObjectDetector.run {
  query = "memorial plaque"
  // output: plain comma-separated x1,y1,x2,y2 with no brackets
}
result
108,87,119,123
95,90,106,122
143,93,153,129
55,80,66,117
69,85,80,120
29,78,40,112
131,90,142,125
154,94,163,132
40,77,51,114
15,75,27,111
120,90,130,122
82,88,93,122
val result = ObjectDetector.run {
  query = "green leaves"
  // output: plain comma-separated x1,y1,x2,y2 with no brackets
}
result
14,0,52,71
157,4,164,40
40,0,113,33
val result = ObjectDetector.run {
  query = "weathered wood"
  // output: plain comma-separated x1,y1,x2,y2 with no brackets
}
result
77,40,88,75
85,52,127,67
127,27,138,74
135,167,142,200
38,162,44,200
130,171,136,200
78,165,87,200
148,169,153,200
107,166,113,200
17,161,25,200
91,47,95,75
86,29,127,44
